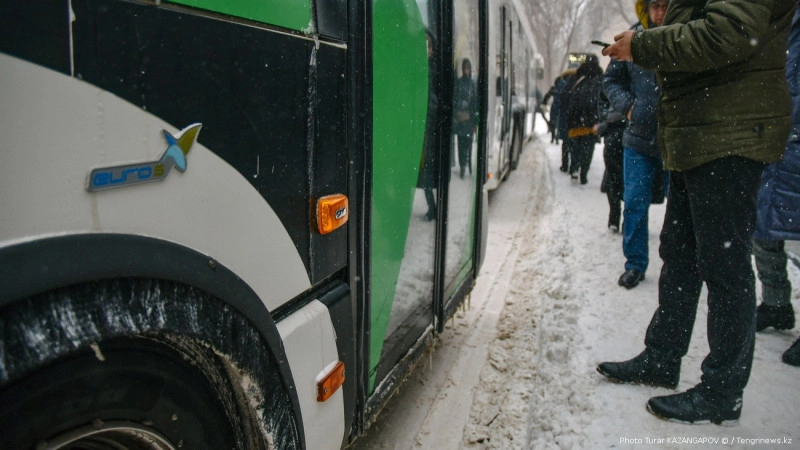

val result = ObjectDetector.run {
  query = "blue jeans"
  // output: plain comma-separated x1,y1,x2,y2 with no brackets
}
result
622,148,667,273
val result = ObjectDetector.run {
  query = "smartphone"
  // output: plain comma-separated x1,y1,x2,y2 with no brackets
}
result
591,40,611,48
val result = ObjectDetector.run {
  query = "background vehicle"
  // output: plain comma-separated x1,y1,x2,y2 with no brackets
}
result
0,0,538,448
484,0,544,190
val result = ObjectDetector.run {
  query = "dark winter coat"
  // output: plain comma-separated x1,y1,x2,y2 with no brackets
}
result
453,75,478,137
565,61,603,137
418,36,441,189
754,8,800,241
631,0,795,171
603,22,661,160
557,69,578,138
598,92,626,196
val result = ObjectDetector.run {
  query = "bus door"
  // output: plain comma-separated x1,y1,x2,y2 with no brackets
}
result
367,0,441,405
365,0,485,420
443,0,483,323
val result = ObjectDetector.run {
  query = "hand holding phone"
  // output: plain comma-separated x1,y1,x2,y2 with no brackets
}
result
591,40,611,48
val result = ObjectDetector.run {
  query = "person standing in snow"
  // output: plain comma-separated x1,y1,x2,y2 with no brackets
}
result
453,58,478,179
557,69,579,173
597,0,795,425
597,91,626,233
418,31,441,221
543,76,565,144
564,55,603,185
753,6,800,367
603,0,670,289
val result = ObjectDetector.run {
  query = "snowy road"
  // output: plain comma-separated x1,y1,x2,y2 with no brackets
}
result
350,125,800,449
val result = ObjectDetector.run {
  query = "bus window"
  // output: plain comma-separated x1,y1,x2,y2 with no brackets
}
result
446,0,481,301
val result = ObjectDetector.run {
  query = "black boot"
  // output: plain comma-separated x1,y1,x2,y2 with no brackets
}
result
608,218,620,233
756,303,795,332
646,386,741,425
618,270,645,289
783,337,800,366
597,349,680,389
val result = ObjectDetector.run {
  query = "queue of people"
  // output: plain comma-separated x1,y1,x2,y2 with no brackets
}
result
539,0,800,428
592,0,798,427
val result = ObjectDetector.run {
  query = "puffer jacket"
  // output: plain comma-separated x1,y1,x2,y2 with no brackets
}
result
631,0,795,171
754,7,800,241
557,69,578,138
604,20,661,159
565,62,603,137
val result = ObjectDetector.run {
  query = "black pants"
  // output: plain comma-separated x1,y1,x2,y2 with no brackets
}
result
457,133,473,171
603,124,625,227
645,156,766,398
561,137,571,171
570,135,595,180
752,238,792,306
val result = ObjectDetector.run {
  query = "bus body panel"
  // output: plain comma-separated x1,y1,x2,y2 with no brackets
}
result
276,299,345,450
0,53,312,311
484,0,539,190
167,0,312,32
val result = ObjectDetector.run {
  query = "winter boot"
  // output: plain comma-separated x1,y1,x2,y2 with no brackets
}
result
756,303,795,332
618,270,645,289
783,337,800,366
597,349,680,389
646,386,741,425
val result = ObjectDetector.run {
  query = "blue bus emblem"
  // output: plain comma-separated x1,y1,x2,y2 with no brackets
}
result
86,123,202,192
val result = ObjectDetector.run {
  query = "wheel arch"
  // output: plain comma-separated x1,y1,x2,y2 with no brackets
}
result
0,234,307,448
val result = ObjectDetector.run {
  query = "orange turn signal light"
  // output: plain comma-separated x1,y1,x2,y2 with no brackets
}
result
316,194,349,235
317,360,345,402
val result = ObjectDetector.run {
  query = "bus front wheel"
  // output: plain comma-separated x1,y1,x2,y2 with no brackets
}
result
0,278,301,449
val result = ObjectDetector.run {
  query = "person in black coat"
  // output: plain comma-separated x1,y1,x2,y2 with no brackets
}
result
543,77,565,144
453,58,478,179
557,70,578,172
418,31,441,220
564,55,603,184
598,91,626,231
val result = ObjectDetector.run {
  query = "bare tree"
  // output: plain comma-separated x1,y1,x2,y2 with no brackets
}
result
521,0,636,88
606,0,638,25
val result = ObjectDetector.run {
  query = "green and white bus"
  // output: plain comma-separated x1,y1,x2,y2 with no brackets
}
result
0,0,539,448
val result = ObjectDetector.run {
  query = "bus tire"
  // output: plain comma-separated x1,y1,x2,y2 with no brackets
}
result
0,278,301,450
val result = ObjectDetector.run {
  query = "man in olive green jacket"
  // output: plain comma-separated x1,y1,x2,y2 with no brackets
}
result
596,0,796,425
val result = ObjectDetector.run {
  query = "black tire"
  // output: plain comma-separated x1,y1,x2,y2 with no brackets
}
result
0,337,238,449
0,279,301,450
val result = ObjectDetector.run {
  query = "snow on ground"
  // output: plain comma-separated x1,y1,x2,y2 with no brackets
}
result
351,119,800,449
466,120,800,449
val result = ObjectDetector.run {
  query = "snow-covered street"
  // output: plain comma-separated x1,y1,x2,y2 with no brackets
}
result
351,122,800,449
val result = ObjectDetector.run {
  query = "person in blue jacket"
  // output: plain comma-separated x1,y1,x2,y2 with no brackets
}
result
602,0,670,289
752,6,800,366
543,76,566,144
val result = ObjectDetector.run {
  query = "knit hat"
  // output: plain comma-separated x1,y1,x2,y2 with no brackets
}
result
647,0,669,5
